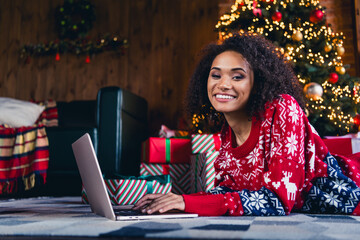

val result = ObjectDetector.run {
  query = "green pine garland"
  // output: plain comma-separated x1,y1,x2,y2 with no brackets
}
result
19,35,128,60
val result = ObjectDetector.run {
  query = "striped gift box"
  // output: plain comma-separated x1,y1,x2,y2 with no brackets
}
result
82,176,171,205
190,154,203,193
191,133,221,154
140,163,191,194
190,150,219,193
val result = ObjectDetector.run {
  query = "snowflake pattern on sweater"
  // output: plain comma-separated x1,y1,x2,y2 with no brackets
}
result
183,94,360,216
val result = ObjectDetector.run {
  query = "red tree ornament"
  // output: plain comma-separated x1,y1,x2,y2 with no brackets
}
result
310,9,324,23
55,53,61,61
328,72,339,84
85,55,91,63
272,11,282,22
353,114,360,127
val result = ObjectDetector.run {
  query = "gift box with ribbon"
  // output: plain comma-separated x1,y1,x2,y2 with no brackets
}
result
323,133,360,156
140,162,191,194
190,150,219,193
191,133,221,154
81,175,172,205
141,137,191,164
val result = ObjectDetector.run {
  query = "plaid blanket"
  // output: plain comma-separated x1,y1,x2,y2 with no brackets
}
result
36,100,58,127
0,100,58,195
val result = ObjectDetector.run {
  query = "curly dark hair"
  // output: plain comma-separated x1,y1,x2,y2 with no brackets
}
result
185,32,305,131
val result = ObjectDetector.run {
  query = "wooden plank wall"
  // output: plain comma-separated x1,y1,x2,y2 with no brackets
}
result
321,0,359,77
356,0,360,59
0,0,219,135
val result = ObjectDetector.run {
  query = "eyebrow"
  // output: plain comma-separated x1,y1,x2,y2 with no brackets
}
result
210,67,247,73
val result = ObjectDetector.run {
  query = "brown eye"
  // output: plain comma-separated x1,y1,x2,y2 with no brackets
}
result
233,75,244,80
211,74,221,79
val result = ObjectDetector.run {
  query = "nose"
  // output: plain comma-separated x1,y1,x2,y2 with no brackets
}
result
218,76,232,90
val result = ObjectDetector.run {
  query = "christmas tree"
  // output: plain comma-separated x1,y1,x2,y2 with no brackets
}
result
193,0,360,137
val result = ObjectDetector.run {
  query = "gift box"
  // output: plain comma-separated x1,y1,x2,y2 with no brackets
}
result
82,175,172,205
190,150,219,193
140,162,191,194
142,137,191,164
191,133,221,154
323,133,360,156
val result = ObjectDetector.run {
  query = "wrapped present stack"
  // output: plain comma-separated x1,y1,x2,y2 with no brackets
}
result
140,125,222,195
323,133,360,156
190,133,221,193
140,131,192,194
82,175,171,205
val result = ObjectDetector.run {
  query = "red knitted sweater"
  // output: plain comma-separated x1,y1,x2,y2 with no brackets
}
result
183,94,360,216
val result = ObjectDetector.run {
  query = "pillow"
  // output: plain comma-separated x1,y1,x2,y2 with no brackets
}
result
0,97,45,128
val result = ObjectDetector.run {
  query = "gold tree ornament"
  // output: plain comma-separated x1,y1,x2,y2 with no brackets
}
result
304,82,323,100
324,43,332,52
292,31,303,41
335,66,346,75
336,45,345,56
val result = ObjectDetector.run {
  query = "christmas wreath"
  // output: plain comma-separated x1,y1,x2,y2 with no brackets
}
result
55,0,96,39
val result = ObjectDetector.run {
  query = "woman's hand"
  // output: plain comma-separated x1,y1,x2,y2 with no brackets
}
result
132,192,185,214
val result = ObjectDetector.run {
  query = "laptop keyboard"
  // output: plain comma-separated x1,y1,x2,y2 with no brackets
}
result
115,209,144,216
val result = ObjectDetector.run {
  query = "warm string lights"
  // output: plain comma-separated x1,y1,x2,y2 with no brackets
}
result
321,82,353,131
192,114,204,134
211,0,360,136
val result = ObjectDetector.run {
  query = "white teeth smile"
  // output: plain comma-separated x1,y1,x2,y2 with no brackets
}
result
216,94,235,99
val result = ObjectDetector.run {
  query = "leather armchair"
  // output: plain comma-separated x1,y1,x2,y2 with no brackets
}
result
44,86,148,196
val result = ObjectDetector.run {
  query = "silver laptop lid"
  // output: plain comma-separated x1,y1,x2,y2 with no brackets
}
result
72,133,116,221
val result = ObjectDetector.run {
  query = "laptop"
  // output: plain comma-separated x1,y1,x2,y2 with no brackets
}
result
72,133,198,221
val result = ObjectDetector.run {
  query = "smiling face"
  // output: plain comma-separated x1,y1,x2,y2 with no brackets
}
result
207,50,254,117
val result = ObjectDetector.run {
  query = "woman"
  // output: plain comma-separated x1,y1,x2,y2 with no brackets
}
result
134,32,360,216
